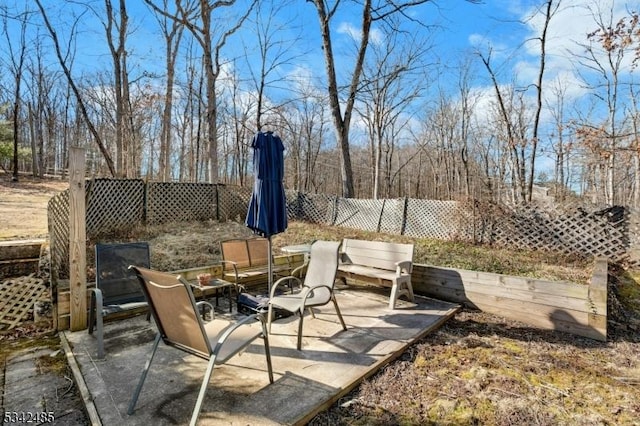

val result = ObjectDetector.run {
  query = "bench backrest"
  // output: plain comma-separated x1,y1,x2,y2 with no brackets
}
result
95,242,150,305
221,238,269,271
341,239,414,272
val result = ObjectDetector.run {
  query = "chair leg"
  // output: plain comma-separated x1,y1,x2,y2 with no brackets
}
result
389,282,400,309
190,357,217,426
296,311,304,350
128,333,161,415
88,292,96,334
96,311,105,359
91,290,105,359
259,319,274,383
267,304,274,333
332,295,347,331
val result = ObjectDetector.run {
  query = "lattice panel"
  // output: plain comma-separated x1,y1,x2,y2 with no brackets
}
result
379,199,405,235
404,199,461,239
333,198,384,232
0,275,49,330
217,185,252,221
147,182,216,224
86,179,145,232
287,191,335,224
493,206,630,261
48,191,70,282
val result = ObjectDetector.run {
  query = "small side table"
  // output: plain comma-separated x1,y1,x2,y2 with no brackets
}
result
189,278,235,313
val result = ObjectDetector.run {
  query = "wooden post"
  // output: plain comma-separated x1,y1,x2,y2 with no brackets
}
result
69,147,87,331
588,257,608,341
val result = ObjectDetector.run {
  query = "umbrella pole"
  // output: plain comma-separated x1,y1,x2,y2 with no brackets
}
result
268,235,273,291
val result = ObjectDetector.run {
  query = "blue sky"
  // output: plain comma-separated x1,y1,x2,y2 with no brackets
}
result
5,0,640,175
12,0,633,101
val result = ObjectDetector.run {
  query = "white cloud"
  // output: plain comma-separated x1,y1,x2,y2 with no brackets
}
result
521,0,637,81
337,22,384,46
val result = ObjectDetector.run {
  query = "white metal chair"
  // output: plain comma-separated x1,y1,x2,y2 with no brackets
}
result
267,240,347,350
128,266,274,426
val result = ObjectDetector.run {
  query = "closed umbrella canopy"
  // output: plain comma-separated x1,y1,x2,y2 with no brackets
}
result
245,131,288,290
245,131,288,237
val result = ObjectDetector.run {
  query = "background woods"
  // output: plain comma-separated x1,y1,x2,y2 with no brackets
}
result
2,1,640,208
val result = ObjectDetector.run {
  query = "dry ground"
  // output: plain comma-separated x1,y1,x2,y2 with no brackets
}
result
0,174,68,240
1,174,640,425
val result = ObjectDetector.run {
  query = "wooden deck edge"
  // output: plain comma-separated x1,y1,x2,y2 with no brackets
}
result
59,331,102,426
292,302,462,426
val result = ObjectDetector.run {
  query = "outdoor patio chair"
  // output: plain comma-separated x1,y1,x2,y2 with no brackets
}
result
89,241,151,359
267,240,347,350
128,266,274,426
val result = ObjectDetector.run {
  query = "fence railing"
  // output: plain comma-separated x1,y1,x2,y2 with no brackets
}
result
47,178,639,281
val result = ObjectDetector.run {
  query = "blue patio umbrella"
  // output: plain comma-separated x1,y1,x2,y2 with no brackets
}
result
245,131,288,289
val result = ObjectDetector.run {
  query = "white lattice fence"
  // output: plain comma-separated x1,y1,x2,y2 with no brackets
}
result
286,191,335,224
48,191,70,280
493,206,629,261
47,179,640,282
333,198,385,231
404,199,462,239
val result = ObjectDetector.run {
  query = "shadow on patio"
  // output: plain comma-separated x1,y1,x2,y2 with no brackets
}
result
61,287,459,425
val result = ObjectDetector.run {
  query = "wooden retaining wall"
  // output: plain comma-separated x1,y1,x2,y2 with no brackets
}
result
412,257,608,341
0,239,46,279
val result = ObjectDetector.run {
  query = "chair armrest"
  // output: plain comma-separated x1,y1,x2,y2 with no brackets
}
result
220,260,238,276
291,262,308,279
220,260,239,275
299,284,333,304
270,276,302,297
395,260,412,276
89,288,103,310
211,313,262,357
195,301,215,320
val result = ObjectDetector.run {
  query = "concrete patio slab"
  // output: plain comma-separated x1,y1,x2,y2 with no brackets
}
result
62,287,459,425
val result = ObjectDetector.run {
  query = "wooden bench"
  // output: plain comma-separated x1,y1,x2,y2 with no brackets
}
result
220,238,292,291
336,238,415,309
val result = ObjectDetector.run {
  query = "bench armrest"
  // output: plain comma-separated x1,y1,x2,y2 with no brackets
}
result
220,260,240,277
395,260,412,276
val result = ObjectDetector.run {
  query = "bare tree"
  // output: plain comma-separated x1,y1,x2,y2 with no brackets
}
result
243,0,303,132
526,0,559,202
148,0,185,181
576,2,633,205
35,0,117,176
3,5,28,181
357,25,429,199
479,50,529,203
276,81,330,193
145,0,256,184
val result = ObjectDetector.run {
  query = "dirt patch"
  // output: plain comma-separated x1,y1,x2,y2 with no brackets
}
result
0,174,68,241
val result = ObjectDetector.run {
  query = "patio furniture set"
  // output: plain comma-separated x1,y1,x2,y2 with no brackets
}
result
87,237,415,425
